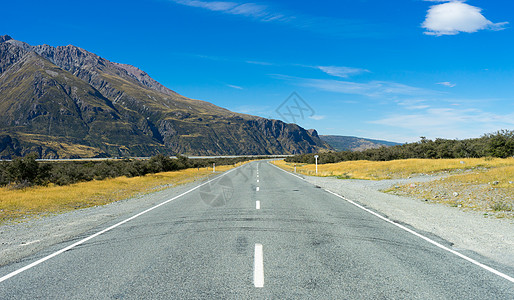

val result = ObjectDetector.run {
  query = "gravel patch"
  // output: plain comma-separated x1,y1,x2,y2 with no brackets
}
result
303,175,514,268
389,178,514,218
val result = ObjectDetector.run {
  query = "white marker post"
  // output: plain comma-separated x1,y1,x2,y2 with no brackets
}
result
213,163,215,173
314,155,319,175
294,164,296,173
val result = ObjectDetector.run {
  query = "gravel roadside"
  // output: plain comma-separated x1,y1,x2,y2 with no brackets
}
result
302,174,514,269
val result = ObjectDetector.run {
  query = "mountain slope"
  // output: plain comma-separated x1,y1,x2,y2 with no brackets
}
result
320,135,400,152
0,35,331,158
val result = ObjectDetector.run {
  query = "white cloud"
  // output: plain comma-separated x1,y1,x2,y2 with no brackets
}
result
437,81,456,87
422,1,508,36
317,66,370,78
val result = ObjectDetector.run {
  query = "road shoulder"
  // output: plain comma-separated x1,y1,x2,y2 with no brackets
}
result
302,175,514,269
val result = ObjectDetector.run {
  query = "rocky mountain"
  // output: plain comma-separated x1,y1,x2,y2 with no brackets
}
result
320,135,400,152
0,35,331,158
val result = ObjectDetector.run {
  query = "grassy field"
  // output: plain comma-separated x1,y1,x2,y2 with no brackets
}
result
0,164,237,224
273,158,514,217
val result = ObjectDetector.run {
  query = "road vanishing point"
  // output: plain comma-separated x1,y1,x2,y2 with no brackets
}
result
0,161,513,299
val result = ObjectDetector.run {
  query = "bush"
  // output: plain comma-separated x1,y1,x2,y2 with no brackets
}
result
486,130,514,158
4,153,41,186
0,154,256,188
286,130,514,164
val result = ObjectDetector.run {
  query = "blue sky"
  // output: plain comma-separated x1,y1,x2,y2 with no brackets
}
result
2,0,513,142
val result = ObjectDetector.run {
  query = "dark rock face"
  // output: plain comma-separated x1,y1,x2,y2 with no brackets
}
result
0,35,331,158
307,129,320,139
0,134,21,159
0,35,12,43
0,39,28,74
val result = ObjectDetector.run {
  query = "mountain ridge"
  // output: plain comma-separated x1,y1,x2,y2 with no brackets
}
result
0,35,332,158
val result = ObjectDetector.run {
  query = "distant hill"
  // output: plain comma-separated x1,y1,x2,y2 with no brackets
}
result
320,135,401,152
0,35,332,158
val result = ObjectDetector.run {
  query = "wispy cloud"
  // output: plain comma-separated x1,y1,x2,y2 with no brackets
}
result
296,78,435,98
173,0,237,11
232,104,272,116
316,66,370,78
245,60,275,66
371,106,514,140
422,1,508,36
172,0,289,23
170,0,388,38
226,84,243,89
437,81,456,87
309,115,326,120
397,99,431,110
188,54,373,80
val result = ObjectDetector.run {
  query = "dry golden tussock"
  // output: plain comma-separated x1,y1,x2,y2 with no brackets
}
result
273,158,514,180
0,165,236,224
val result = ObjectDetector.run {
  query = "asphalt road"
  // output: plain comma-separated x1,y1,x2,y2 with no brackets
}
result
0,161,513,299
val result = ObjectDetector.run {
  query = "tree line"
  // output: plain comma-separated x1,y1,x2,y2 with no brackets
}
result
286,130,514,164
0,154,256,188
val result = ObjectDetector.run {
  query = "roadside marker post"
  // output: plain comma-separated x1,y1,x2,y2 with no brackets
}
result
314,155,319,175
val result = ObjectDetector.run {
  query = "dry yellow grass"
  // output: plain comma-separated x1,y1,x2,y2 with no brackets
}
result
444,164,514,187
0,164,237,224
273,158,514,180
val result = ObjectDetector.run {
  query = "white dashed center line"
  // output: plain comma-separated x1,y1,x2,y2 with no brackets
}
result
254,244,264,288
256,201,261,210
256,187,260,192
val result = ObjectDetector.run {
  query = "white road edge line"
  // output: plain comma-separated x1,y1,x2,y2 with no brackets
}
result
268,162,514,284
256,201,261,210
269,162,304,180
0,165,243,283
254,243,264,288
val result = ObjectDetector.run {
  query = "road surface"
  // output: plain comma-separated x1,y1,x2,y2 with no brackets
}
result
0,161,513,299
